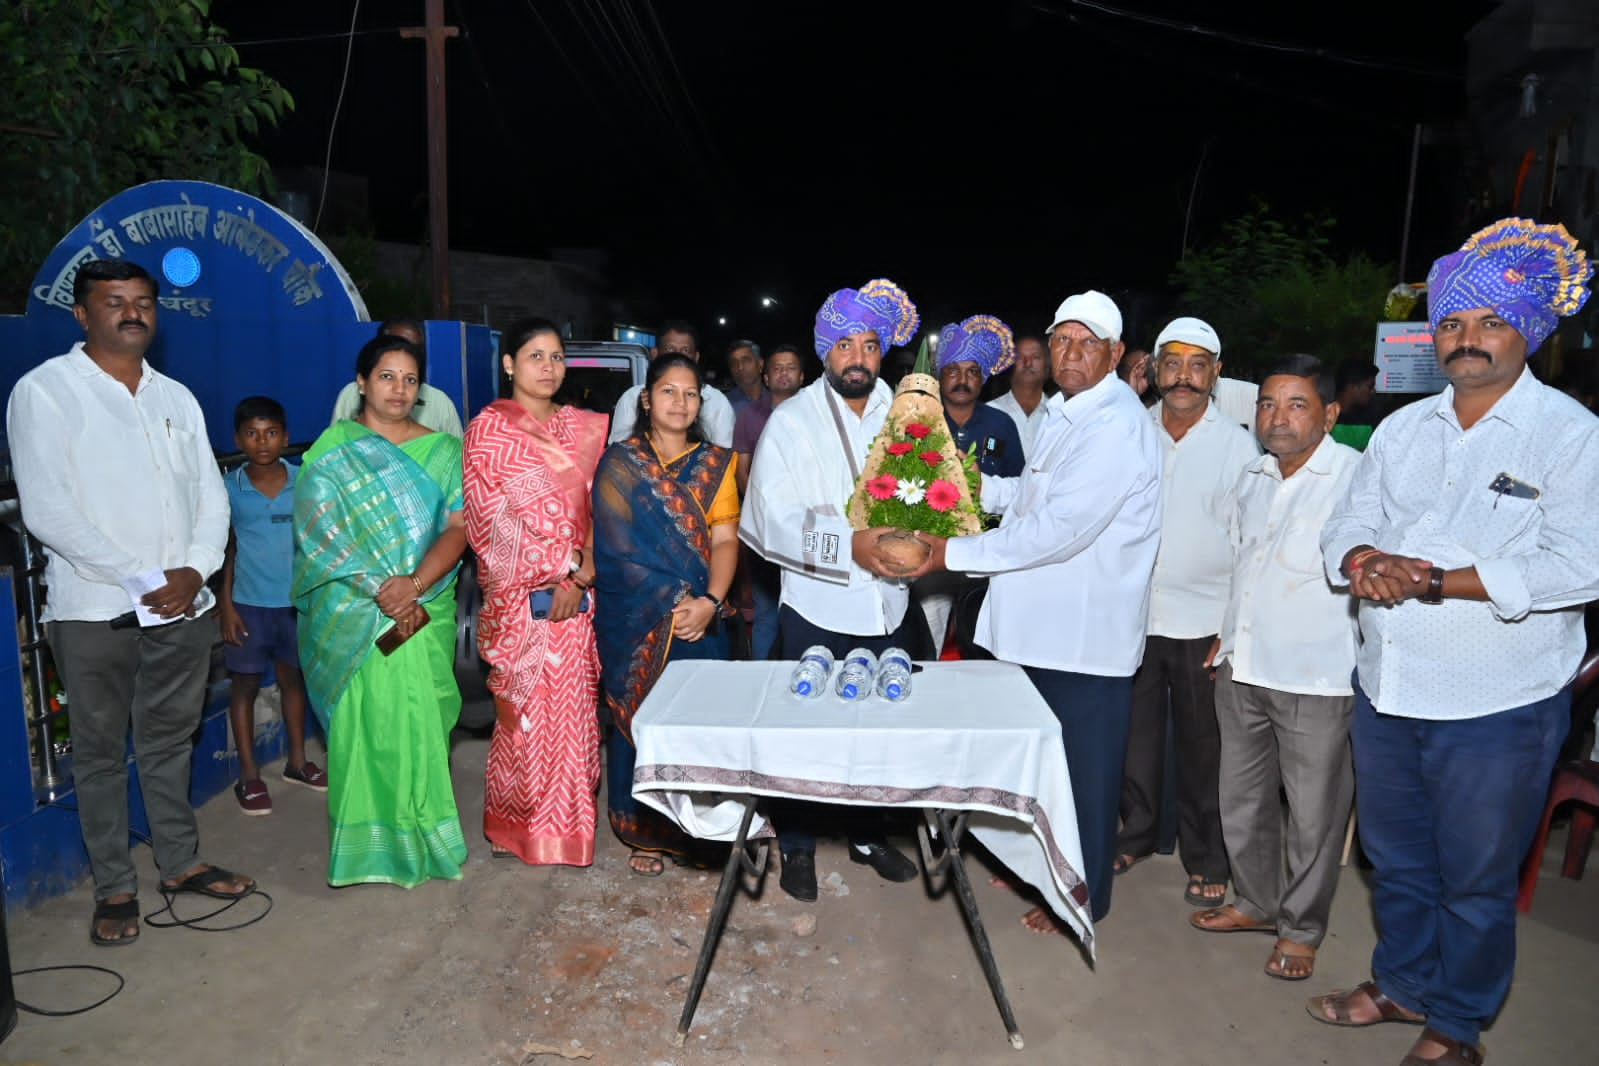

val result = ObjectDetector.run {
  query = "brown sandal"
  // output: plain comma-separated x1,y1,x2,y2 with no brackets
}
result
1264,938,1316,981
1306,980,1424,1027
1399,1027,1485,1066
1189,904,1274,934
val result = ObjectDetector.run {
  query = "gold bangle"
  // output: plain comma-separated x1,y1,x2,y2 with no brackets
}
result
411,573,424,596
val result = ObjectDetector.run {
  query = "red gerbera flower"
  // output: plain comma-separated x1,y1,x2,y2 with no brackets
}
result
926,479,961,512
920,450,943,466
886,441,914,456
867,474,899,500
905,422,931,440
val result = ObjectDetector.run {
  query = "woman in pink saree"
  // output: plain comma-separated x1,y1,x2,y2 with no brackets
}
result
464,318,607,864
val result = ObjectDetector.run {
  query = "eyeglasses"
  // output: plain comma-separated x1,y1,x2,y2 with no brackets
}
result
1048,330,1109,353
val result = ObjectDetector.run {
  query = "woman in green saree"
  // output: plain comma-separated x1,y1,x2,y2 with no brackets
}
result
293,335,470,887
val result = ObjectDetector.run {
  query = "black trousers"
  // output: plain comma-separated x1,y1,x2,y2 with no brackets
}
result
1118,634,1228,880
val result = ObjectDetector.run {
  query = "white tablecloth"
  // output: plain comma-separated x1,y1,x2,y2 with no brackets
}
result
631,659,1094,951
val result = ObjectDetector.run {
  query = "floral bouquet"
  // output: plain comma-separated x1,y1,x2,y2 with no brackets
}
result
847,340,984,572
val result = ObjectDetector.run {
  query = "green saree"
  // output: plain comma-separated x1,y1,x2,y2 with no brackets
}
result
293,421,467,887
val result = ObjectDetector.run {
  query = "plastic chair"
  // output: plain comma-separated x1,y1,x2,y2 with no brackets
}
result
1516,648,1599,912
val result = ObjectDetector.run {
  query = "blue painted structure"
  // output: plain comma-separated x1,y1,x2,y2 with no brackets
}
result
0,181,498,911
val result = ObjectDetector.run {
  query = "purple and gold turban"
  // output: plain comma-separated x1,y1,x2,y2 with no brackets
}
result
813,278,920,359
1427,218,1592,353
936,315,1016,381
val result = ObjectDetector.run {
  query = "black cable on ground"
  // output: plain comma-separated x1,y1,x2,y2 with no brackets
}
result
144,887,274,932
13,964,125,1016
16,802,274,1023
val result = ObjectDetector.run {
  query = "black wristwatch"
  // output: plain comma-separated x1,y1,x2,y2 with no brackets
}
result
1420,566,1445,605
703,592,723,611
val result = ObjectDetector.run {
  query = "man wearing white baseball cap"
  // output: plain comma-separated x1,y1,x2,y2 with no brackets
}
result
1118,315,1259,909
907,289,1162,928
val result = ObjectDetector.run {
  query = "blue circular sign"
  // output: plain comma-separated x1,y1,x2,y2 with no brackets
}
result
162,246,202,288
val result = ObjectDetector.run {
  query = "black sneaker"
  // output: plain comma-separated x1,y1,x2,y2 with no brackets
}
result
779,849,818,902
848,840,918,882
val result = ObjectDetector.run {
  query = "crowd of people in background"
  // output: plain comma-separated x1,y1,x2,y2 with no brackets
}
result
7,213,1597,1066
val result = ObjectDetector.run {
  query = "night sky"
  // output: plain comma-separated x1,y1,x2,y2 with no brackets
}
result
222,0,1496,348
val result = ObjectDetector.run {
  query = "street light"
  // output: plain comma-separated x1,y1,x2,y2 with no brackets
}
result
760,295,779,308
717,316,728,326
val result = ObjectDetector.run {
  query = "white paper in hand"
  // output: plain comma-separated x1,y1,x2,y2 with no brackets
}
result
118,568,211,628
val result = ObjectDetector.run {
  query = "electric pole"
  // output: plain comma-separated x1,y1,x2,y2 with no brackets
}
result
400,1,458,318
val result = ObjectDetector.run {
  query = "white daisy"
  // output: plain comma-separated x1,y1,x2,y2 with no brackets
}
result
895,477,928,506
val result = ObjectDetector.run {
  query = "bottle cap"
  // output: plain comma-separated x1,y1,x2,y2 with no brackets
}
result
884,682,903,700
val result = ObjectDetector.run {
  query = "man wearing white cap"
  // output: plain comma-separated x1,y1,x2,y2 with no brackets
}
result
1117,317,1260,908
907,290,1162,926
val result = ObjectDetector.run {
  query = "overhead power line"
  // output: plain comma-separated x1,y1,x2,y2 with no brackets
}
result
1033,0,1462,81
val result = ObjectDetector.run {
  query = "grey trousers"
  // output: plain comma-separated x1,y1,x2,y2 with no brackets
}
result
1214,662,1354,946
49,614,219,900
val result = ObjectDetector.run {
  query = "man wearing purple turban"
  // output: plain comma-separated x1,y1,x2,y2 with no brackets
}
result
1313,219,1598,1066
916,316,1026,655
742,277,928,902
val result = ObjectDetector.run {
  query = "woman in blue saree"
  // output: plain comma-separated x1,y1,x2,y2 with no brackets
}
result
293,335,470,887
592,354,739,875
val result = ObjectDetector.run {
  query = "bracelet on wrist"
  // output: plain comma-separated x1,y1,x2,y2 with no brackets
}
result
410,573,424,596
1421,566,1445,605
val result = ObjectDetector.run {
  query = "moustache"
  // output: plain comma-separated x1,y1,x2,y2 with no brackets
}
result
1445,346,1492,364
1160,383,1201,396
118,320,147,330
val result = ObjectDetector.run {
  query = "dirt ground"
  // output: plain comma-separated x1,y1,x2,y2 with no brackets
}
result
3,720,1597,1066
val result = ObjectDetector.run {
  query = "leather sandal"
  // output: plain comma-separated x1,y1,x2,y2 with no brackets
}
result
1306,980,1424,1027
1399,1027,1485,1066
1264,938,1316,981
1189,904,1274,934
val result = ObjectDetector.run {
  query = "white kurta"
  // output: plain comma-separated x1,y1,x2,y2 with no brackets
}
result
740,377,908,637
945,373,1162,676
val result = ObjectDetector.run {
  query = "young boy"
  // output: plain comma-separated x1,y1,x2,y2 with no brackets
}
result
221,396,324,814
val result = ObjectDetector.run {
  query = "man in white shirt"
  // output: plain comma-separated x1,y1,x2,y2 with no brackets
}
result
908,290,1162,926
608,320,735,447
1189,354,1360,985
987,333,1049,460
742,278,926,902
1310,221,1599,1066
1118,317,1258,909
329,319,463,437
7,259,257,948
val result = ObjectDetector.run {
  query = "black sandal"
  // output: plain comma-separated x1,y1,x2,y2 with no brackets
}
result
89,896,140,947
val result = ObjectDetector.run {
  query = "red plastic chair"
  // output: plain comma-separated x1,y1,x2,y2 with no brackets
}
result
1516,648,1599,912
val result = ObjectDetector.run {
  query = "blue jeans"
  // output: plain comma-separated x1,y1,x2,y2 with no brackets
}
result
1352,676,1569,1046
749,556,781,661
1023,666,1134,923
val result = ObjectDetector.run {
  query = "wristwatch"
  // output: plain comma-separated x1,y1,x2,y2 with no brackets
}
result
1420,566,1445,605
568,547,584,575
703,591,724,611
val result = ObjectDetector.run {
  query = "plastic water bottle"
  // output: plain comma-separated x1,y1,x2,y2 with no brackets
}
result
789,645,835,698
875,647,913,702
835,647,877,701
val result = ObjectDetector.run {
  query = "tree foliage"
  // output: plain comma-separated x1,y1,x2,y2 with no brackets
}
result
0,0,293,311
1170,204,1393,377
